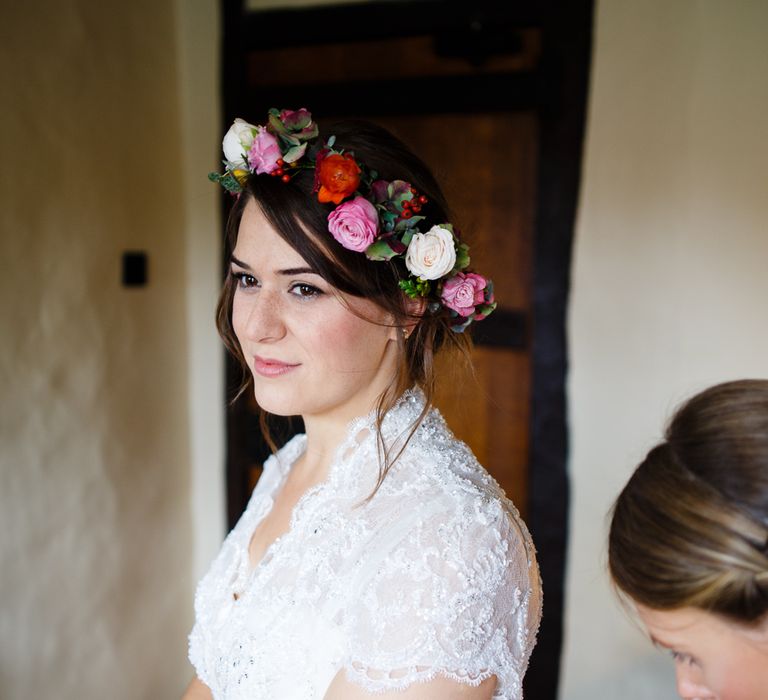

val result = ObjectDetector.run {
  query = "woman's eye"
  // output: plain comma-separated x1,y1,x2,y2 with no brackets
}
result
290,283,322,299
670,650,694,666
232,271,257,288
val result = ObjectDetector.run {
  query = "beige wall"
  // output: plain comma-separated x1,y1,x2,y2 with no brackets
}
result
0,1,221,696
175,0,226,583
563,1,768,698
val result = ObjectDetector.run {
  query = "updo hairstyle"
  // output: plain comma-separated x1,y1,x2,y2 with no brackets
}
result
216,120,473,483
608,379,768,625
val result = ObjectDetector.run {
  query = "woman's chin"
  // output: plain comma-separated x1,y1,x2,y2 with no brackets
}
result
251,387,302,418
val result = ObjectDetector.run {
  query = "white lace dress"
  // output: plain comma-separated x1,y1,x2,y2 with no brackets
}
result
189,390,541,699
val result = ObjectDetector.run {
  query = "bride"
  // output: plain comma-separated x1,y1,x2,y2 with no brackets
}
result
184,109,541,700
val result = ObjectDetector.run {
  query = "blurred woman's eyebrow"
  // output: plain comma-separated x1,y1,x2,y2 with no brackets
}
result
649,635,675,651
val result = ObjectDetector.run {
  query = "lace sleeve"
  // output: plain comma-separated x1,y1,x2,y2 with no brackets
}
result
339,492,539,700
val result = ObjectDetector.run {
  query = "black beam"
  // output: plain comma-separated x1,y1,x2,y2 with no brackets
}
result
523,1,593,698
242,0,543,50
244,72,540,119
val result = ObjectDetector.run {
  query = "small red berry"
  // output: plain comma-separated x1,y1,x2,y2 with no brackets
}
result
277,158,285,166
275,167,284,176
412,204,422,213
281,174,291,183
419,195,428,204
402,209,413,219
410,187,418,195
402,199,412,209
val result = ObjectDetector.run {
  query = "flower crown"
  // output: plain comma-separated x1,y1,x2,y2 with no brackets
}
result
209,108,496,332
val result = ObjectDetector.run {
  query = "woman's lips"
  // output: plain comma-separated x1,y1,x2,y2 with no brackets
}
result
252,355,300,378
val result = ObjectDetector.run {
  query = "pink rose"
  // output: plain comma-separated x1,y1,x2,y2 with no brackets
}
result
247,127,281,174
327,197,379,252
441,272,488,317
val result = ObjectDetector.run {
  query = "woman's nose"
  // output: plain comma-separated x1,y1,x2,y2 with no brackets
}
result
676,664,715,699
243,290,286,343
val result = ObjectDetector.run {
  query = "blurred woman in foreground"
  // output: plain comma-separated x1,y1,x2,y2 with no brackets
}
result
609,379,768,700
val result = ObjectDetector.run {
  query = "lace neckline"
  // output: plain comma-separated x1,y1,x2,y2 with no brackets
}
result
240,387,428,581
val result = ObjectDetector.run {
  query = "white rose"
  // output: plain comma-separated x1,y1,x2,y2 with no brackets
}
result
405,225,457,280
222,118,257,168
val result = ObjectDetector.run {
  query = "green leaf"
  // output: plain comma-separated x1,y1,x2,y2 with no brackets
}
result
399,277,431,297
394,215,425,232
365,239,400,261
268,112,286,136
380,210,397,229
208,171,243,193
455,243,470,271
283,143,307,163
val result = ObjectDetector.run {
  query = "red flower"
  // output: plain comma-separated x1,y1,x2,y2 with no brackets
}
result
316,153,361,204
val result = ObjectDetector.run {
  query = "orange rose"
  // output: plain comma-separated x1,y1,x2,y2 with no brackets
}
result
316,153,361,204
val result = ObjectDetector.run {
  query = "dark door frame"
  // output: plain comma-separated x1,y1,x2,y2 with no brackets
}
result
217,2,593,697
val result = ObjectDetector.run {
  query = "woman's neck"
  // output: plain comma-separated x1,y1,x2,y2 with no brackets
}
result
295,353,402,485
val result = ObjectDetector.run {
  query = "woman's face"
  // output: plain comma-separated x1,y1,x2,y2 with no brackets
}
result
231,199,399,424
637,604,768,700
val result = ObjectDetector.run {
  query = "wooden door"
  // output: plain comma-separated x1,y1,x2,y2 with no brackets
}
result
373,112,535,509
228,18,539,514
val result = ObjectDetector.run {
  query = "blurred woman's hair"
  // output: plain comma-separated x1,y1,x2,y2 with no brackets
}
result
216,119,473,492
608,379,768,624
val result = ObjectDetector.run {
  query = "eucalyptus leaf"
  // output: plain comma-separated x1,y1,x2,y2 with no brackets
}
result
365,239,399,261
283,143,307,163
209,171,243,194
394,215,425,233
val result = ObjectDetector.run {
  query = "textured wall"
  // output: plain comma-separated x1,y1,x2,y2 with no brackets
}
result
0,2,195,697
564,1,768,698
175,0,226,584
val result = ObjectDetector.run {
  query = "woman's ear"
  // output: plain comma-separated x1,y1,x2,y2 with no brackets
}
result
395,296,427,341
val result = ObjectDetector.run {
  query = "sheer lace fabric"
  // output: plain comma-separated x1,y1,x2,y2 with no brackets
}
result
189,390,541,699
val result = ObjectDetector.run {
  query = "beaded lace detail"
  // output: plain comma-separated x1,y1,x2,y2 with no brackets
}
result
188,390,542,699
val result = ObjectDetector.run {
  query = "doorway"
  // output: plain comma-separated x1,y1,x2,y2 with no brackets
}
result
217,2,593,697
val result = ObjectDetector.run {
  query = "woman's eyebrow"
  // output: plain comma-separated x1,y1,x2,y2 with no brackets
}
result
278,267,319,276
230,256,319,277
230,255,250,270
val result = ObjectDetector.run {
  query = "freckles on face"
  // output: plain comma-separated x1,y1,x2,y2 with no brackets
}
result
303,294,393,370
636,605,768,700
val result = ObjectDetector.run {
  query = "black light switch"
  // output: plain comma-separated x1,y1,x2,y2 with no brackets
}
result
122,251,148,287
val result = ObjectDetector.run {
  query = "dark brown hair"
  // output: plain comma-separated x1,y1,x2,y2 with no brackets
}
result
216,119,472,491
608,379,768,624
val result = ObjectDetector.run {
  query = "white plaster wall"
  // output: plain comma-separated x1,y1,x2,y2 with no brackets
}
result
175,0,226,582
562,1,768,698
0,1,205,696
